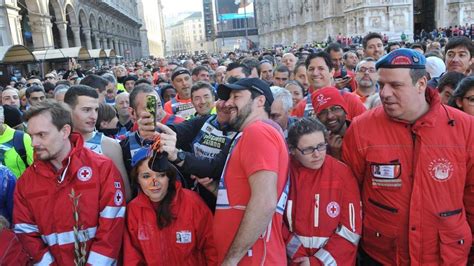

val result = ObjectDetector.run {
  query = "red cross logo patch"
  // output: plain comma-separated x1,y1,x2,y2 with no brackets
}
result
114,190,124,206
326,201,340,218
77,166,92,182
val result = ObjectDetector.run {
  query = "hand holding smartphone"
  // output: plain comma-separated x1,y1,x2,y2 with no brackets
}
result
145,95,157,130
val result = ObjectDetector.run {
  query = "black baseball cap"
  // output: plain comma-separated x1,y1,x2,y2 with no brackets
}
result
171,67,191,81
217,78,274,106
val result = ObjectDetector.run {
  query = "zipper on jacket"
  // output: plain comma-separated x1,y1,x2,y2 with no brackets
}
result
410,129,417,181
368,198,398,213
410,125,422,264
439,208,462,217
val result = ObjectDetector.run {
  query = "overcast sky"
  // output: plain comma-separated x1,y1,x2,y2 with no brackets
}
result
161,0,202,16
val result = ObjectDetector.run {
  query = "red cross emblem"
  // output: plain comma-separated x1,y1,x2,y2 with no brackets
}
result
114,190,124,206
77,166,92,182
326,201,340,218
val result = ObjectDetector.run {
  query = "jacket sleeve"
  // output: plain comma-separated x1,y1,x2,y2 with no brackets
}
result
13,175,55,265
180,142,229,180
0,230,32,266
463,117,474,263
123,211,146,266
311,166,362,265
283,189,312,263
194,196,218,265
342,120,365,186
170,115,209,152
284,228,317,264
86,161,126,266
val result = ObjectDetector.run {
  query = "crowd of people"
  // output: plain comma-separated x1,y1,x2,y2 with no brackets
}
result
0,31,473,265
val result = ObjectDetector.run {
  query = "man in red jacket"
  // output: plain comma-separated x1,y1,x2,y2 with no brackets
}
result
343,48,474,264
14,100,125,265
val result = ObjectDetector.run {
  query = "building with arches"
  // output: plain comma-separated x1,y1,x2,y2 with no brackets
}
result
0,0,144,60
256,0,474,48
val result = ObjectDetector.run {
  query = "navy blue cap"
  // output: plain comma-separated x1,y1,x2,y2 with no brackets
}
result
217,78,274,106
131,147,151,168
376,48,426,70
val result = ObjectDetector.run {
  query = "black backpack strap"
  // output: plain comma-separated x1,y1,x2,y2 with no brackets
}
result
13,130,28,166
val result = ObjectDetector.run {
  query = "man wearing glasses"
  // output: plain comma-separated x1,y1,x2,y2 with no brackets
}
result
343,48,474,264
26,76,42,88
43,73,57,85
209,58,219,71
353,58,381,109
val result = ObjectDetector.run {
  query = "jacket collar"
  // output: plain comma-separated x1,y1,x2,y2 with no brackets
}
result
32,132,85,181
383,88,441,128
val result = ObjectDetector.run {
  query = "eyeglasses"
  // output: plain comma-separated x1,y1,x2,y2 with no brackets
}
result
317,105,345,120
296,143,328,155
463,95,474,106
26,82,41,87
357,67,377,73
45,76,55,79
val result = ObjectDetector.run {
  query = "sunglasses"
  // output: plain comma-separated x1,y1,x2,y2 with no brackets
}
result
26,83,41,87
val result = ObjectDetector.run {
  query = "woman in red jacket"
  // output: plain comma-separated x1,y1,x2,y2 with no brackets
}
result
123,148,217,265
285,117,362,265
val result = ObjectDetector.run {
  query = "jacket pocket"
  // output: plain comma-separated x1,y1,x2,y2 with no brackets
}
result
368,198,398,213
438,222,471,265
366,153,402,190
362,224,398,265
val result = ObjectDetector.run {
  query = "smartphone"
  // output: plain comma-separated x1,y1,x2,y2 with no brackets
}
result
145,95,157,128
335,76,350,83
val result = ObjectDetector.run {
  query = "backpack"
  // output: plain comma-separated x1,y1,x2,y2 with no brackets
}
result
12,131,27,167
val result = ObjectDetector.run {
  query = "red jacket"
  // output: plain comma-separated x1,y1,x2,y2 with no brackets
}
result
284,156,361,265
0,229,30,265
292,86,366,119
13,133,125,266
123,182,217,265
342,89,474,264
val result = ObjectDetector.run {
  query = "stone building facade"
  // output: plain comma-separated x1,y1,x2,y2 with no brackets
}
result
256,0,474,48
167,12,207,56
137,0,165,58
0,0,144,60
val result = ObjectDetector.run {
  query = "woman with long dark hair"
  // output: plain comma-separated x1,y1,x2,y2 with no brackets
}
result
123,148,217,265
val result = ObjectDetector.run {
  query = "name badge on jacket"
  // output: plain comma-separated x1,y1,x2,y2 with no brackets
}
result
176,231,192,244
370,162,402,189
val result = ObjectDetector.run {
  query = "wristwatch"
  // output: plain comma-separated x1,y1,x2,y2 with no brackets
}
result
171,150,185,164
